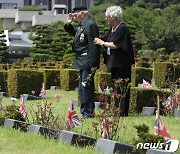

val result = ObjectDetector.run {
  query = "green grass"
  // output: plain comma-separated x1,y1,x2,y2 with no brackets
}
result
1,89,180,153
0,127,100,154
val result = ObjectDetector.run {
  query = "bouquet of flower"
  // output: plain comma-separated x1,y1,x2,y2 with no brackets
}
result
82,73,94,87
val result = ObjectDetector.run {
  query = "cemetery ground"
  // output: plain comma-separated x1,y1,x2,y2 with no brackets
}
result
1,89,180,153
0,127,99,154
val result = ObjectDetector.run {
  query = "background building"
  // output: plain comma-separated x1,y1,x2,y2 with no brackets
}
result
0,0,93,13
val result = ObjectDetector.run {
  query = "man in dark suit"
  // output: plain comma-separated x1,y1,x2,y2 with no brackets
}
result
64,6,100,118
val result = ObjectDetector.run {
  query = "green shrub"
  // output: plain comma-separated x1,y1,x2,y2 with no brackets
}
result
60,69,79,91
0,70,7,92
131,67,153,87
94,72,112,91
0,105,25,126
136,61,151,68
18,5,43,14
132,123,165,154
129,87,169,113
43,69,60,89
7,69,43,98
153,62,180,88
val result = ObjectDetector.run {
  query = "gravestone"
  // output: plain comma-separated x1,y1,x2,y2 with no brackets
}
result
96,139,134,154
146,149,174,154
3,119,15,128
50,86,56,90
57,130,97,147
174,109,180,118
22,94,28,101
28,124,41,134
74,87,79,91
72,99,77,106
141,107,156,116
0,92,8,97
138,84,143,88
28,124,58,139
94,102,100,109
3,119,30,132
22,94,41,100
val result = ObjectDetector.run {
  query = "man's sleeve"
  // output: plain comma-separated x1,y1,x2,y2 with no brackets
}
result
87,22,100,68
64,24,76,36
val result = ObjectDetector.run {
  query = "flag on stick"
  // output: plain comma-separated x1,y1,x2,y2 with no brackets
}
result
142,79,152,88
101,115,109,139
154,112,172,140
19,95,27,118
66,98,81,130
39,83,46,99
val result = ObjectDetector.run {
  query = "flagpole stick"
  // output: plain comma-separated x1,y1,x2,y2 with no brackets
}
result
157,95,160,135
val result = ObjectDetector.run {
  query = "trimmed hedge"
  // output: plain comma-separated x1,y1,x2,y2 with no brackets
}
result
94,91,111,104
94,72,112,91
0,70,7,92
60,69,79,91
0,64,11,70
131,67,153,87
129,87,169,113
7,69,43,98
154,62,180,88
43,69,60,89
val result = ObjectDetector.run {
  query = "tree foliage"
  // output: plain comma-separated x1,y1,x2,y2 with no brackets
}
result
93,0,180,9
28,2,179,62
89,4,180,54
30,25,55,61
0,30,8,62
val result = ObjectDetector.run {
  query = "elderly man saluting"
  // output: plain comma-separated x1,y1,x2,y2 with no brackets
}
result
64,6,100,119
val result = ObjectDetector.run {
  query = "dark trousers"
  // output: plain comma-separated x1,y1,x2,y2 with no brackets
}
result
79,69,95,117
110,66,132,116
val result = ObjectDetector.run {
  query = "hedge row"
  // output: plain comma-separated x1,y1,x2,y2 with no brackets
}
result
43,69,60,89
60,69,79,91
7,69,44,98
154,62,180,88
129,87,170,113
0,70,8,92
131,67,153,87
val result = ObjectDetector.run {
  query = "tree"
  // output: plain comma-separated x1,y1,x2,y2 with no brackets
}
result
0,30,8,63
123,5,180,53
52,26,74,60
30,24,55,61
93,0,179,9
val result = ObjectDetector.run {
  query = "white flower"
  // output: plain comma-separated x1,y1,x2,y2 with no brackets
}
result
10,97,17,101
82,81,86,87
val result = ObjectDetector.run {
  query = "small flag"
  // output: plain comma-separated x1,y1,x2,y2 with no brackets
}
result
162,96,173,111
154,113,172,140
162,94,179,111
39,83,46,99
101,115,109,139
66,99,81,130
142,79,152,88
19,95,27,118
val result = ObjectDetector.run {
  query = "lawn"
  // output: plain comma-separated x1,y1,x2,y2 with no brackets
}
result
0,127,100,154
1,89,180,153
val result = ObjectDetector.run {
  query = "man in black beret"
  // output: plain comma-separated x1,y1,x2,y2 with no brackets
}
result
64,6,100,119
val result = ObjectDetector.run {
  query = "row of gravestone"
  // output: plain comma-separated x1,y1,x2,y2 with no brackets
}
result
3,119,175,154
